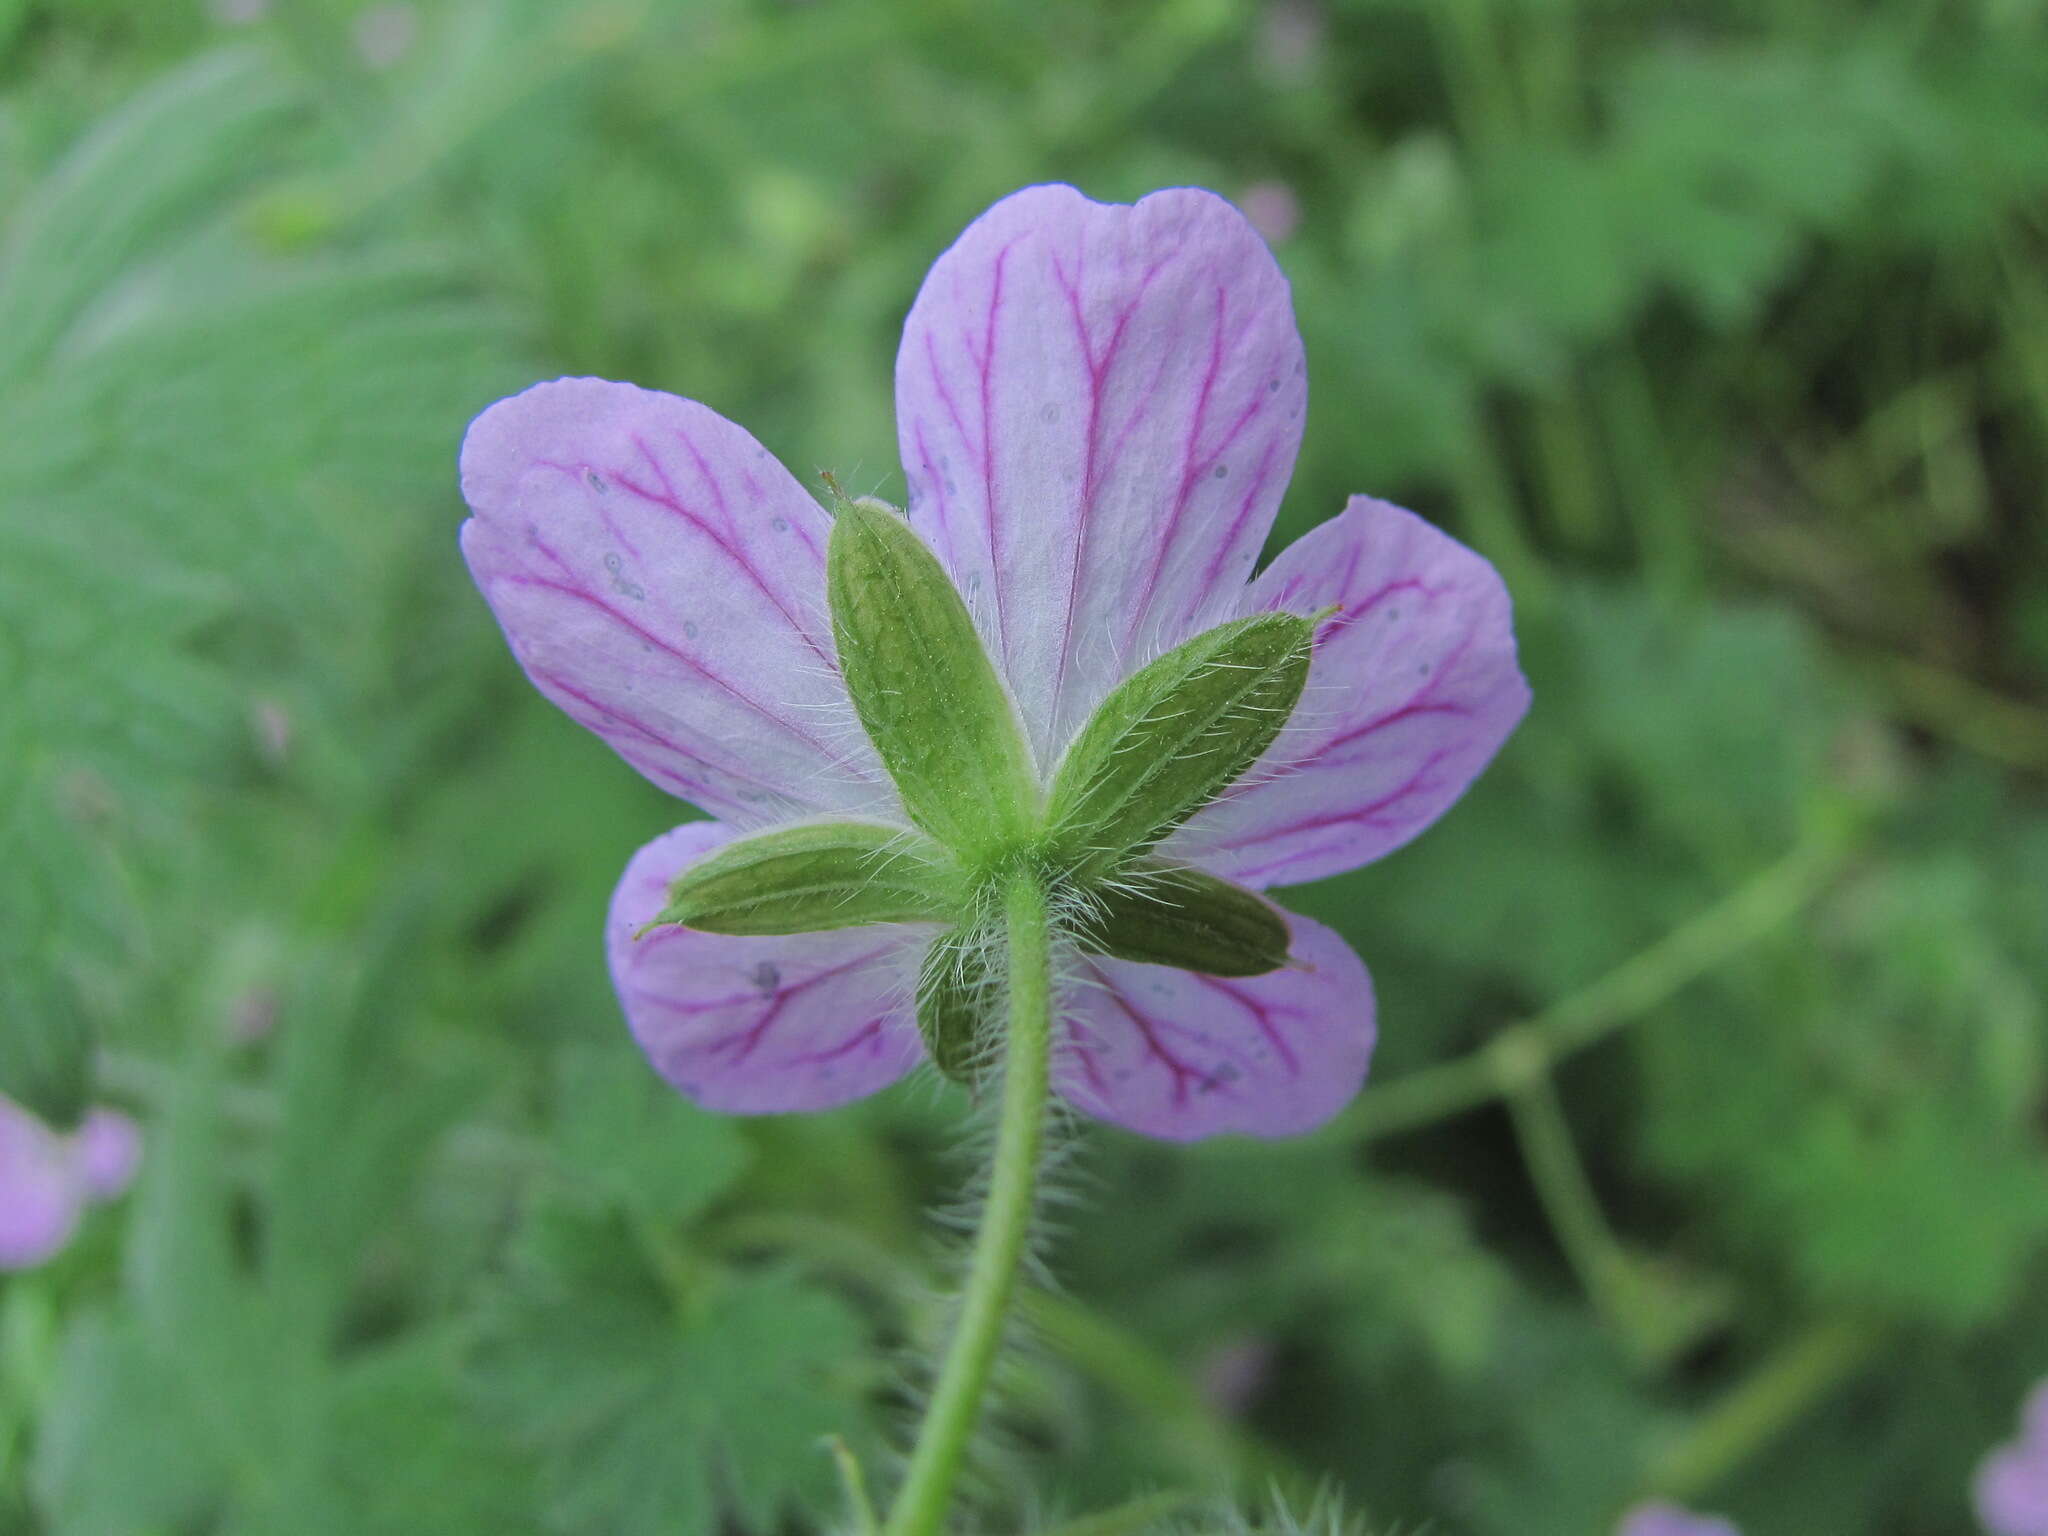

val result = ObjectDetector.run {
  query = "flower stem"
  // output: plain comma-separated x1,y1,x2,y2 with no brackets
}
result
1645,1316,1881,1499
1329,830,1849,1144
883,868,1054,1536
1037,1488,1204,1536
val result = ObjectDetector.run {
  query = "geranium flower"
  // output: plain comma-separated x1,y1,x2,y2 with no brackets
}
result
1616,1503,1740,1536
0,1094,142,1270
459,184,1527,1140
1977,1382,2048,1536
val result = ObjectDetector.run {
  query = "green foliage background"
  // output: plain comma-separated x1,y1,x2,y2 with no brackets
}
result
2,1,2046,1532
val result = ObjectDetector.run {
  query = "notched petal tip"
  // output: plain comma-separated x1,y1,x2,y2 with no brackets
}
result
458,375,640,510
896,180,1310,763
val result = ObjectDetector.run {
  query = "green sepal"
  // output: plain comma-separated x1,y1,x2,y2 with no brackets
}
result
915,937,991,1088
1045,612,1314,882
638,821,965,937
826,493,1037,861
0,969,94,1128
1076,862,1292,977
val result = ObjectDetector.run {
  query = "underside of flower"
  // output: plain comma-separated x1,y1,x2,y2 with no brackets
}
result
461,182,1530,1141
458,181,1533,1536
628,479,1329,1083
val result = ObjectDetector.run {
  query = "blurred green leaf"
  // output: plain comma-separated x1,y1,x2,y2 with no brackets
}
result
1640,845,2048,1326
550,1042,751,1229
476,1201,873,1536
34,939,494,1532
0,957,92,1128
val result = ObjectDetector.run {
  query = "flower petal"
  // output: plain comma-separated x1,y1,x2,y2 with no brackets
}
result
607,821,929,1114
75,1108,143,1202
2027,1381,2048,1449
1171,497,1530,888
1615,1504,1742,1536
0,1096,84,1270
461,378,892,825
1054,911,1373,1140
896,185,1307,764
1977,1441,2048,1536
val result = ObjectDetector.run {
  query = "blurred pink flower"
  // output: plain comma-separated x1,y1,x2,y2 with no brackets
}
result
353,4,418,69
1197,1333,1274,1418
1256,0,1326,88
230,986,282,1045
252,697,293,766
459,185,1527,1139
1977,1382,2048,1536
1617,1503,1740,1536
0,1096,142,1270
1240,180,1302,245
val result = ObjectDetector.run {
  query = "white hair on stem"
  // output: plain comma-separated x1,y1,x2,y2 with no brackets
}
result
867,895,1108,1529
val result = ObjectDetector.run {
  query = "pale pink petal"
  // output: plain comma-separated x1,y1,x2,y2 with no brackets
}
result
2025,1381,2048,1449
1054,912,1372,1140
896,184,1308,764
75,1109,143,1201
0,1096,85,1270
1239,181,1301,244
607,821,929,1114
1978,1441,2048,1536
461,378,894,826
1170,497,1530,888
1616,1503,1742,1536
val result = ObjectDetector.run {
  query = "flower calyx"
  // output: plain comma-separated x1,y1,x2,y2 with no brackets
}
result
1042,610,1316,883
640,483,1320,1064
1070,862,1292,977
636,820,966,937
825,483,1039,862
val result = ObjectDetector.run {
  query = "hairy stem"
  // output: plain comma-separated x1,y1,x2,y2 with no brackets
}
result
883,869,1054,1536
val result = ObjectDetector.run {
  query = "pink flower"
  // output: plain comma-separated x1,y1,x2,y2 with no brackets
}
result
1240,180,1302,245
1616,1503,1741,1536
0,1096,142,1270
1256,0,1326,88
459,185,1527,1140
352,4,417,69
1197,1333,1275,1418
1977,1382,2048,1536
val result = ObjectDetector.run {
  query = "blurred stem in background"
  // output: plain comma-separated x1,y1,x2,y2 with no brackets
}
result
1331,829,1852,1145
1647,1317,1884,1503
1499,1061,1647,1351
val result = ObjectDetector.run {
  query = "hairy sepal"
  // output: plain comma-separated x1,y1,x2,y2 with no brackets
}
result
639,821,964,937
1045,612,1314,882
1076,862,1291,977
915,936,993,1088
827,495,1037,860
